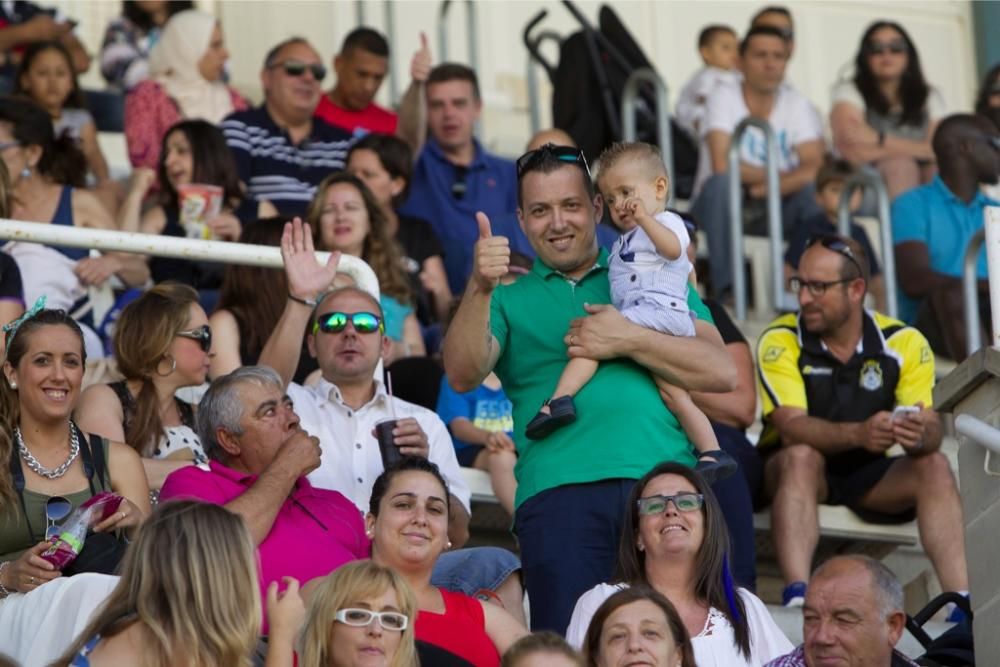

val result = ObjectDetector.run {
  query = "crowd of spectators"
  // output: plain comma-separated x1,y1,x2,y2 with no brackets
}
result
0,1,997,665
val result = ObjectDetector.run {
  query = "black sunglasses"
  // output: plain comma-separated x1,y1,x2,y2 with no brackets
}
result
516,143,591,179
806,235,865,280
270,59,327,82
45,495,73,540
176,324,212,352
865,40,907,56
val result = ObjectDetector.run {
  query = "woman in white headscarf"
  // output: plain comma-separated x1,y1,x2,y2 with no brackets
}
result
123,8,247,172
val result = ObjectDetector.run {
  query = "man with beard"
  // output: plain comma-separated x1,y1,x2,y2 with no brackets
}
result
756,235,968,610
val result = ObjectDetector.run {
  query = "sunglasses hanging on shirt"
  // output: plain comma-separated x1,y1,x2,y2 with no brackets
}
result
451,165,469,200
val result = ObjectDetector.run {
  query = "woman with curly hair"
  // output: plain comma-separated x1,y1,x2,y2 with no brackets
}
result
307,173,425,363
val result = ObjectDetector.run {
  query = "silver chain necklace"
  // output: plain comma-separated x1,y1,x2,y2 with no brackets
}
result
16,422,80,479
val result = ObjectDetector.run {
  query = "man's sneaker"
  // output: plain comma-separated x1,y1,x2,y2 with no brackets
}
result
782,581,807,607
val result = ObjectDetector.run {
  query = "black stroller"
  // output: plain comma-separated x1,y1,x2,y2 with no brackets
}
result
524,1,699,198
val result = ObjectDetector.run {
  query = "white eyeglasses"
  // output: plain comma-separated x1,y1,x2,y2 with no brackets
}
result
335,608,409,631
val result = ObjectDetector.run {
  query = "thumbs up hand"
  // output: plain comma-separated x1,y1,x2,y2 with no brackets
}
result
471,211,510,293
411,32,432,83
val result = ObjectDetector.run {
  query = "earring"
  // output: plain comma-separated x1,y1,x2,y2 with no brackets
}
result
8,382,15,390
366,530,373,538
446,541,453,550
637,542,644,552
156,354,177,377
20,166,31,179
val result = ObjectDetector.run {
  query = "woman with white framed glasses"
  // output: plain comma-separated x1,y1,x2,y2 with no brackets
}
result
299,560,418,667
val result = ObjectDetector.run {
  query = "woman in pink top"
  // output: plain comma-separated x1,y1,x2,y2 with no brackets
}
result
124,9,247,172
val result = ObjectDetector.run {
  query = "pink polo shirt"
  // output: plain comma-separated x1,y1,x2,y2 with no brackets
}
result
160,461,369,627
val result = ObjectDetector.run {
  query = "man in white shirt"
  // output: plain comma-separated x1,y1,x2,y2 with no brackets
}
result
256,221,526,623
690,25,825,299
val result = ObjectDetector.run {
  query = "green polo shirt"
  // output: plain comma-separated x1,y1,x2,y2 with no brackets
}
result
490,249,712,510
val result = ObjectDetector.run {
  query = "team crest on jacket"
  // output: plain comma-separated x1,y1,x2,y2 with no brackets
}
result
859,360,883,391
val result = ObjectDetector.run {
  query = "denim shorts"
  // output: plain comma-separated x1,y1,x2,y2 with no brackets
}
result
430,546,521,597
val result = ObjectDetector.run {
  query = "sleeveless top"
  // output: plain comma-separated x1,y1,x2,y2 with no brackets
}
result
50,186,89,261
108,380,206,464
0,427,113,562
415,588,499,667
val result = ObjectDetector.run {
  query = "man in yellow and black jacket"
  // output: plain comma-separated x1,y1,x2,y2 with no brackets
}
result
755,234,968,609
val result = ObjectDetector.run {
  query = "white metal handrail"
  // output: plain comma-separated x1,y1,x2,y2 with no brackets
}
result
836,167,897,318
728,117,787,321
621,68,674,208
962,227,986,355
0,219,380,299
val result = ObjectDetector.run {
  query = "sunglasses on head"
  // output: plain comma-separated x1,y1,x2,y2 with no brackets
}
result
637,492,704,515
865,40,907,56
807,235,864,278
45,495,73,540
516,143,591,179
313,311,384,335
270,59,327,81
176,324,212,352
335,608,409,631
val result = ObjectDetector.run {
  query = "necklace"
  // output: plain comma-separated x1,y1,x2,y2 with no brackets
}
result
16,422,80,480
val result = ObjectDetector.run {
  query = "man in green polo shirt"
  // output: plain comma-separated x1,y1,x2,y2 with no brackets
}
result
442,144,736,632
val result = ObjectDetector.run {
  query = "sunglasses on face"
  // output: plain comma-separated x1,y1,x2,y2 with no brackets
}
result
270,59,327,82
313,311,384,335
516,143,591,179
176,324,212,352
865,40,907,56
637,492,704,515
45,495,73,540
335,608,409,631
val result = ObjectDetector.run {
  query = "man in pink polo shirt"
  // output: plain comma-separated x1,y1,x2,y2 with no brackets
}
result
160,365,369,611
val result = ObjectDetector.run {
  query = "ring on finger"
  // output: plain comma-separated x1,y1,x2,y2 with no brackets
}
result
30,576,36,585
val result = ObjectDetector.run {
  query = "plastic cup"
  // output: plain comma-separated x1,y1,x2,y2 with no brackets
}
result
376,419,401,468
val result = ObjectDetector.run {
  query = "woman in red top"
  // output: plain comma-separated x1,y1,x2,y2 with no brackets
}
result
367,457,526,666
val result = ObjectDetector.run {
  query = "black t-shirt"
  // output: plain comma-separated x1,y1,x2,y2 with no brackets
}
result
396,214,445,324
0,252,24,304
706,298,747,346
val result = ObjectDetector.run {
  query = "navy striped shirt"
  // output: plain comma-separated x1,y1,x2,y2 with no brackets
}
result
222,105,353,216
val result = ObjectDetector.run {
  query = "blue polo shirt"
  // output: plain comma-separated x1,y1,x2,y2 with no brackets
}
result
891,176,1000,323
399,138,534,293
222,105,353,216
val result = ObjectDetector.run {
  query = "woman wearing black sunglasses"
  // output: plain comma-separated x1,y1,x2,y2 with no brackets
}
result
0,306,150,597
75,283,210,497
830,20,944,199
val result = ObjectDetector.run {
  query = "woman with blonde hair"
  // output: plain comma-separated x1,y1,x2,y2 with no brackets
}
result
307,173,425,363
56,500,261,666
75,283,210,493
300,560,419,667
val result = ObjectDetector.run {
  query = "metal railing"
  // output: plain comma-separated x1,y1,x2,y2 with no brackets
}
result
728,118,787,321
621,69,674,208
962,228,987,356
523,10,561,136
836,168,897,318
0,219,380,298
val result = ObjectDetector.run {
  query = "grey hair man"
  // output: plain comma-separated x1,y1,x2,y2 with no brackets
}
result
160,366,369,601
764,555,917,667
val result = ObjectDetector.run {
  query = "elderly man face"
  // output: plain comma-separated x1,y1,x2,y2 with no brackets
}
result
802,559,905,667
262,40,325,123
226,380,302,476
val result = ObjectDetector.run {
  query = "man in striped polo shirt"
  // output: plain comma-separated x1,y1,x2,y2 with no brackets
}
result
222,37,353,216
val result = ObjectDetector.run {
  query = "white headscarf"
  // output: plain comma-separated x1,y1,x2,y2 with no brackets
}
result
148,9,234,124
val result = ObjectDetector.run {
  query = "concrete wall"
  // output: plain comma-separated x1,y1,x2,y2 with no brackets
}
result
51,1,980,156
